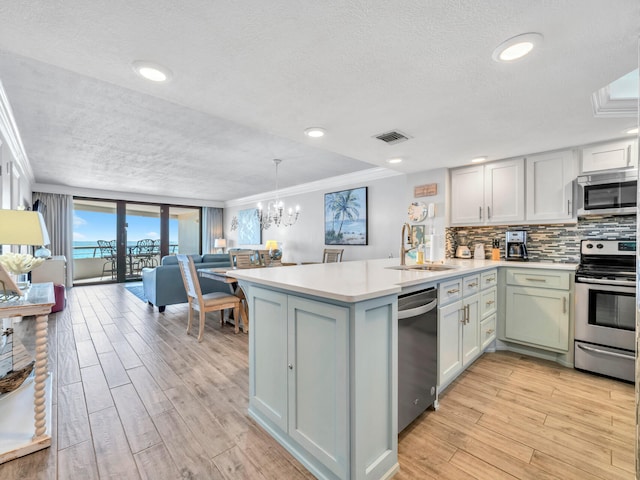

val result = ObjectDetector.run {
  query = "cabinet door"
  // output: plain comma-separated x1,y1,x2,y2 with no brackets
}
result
505,286,569,352
438,301,463,387
526,150,577,222
480,287,497,318
287,296,349,479
484,159,525,224
249,287,289,431
462,293,480,366
581,139,637,173
480,313,497,351
450,166,484,225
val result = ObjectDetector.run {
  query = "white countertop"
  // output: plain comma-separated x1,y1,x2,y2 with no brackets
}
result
230,258,578,303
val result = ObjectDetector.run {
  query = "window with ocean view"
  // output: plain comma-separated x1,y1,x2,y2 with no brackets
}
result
73,198,200,284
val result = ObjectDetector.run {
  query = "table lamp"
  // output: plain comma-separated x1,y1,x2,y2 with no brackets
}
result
214,238,226,254
0,210,51,291
264,240,281,266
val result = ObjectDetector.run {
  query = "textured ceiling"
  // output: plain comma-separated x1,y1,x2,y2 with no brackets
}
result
0,1,637,202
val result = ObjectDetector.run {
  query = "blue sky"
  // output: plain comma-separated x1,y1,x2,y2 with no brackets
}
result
73,211,177,243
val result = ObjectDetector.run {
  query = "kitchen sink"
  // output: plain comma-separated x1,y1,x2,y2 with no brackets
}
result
386,264,458,272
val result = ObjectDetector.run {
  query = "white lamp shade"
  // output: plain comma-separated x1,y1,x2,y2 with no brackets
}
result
0,210,50,246
214,238,226,248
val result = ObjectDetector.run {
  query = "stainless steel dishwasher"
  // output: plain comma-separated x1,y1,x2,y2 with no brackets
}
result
398,287,438,432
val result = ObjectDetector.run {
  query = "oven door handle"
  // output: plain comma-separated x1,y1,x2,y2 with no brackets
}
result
577,343,635,360
576,277,636,287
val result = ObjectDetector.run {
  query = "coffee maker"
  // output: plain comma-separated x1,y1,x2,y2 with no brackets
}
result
505,230,529,261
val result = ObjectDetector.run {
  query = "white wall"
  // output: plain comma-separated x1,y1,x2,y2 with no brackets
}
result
404,168,448,261
223,167,449,264
0,140,32,210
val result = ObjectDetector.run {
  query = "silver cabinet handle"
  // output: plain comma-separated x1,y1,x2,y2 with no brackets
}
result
525,277,546,282
627,145,631,166
288,364,293,370
465,304,470,324
486,300,495,306
468,282,478,287
486,329,494,335
563,296,566,314
577,343,635,360
485,277,495,283
487,206,491,219
567,199,571,216
479,206,482,220
459,308,466,324
447,288,460,294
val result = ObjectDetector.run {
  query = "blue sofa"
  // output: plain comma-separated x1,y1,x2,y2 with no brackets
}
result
141,254,232,312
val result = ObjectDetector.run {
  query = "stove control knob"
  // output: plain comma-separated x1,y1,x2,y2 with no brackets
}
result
596,243,604,249
586,243,593,249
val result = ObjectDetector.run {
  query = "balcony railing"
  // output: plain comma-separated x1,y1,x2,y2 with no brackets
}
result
72,243,178,282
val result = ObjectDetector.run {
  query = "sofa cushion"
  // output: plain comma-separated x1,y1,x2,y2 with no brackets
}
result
161,254,202,266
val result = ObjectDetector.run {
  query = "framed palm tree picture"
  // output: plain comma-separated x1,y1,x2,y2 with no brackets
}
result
324,186,368,245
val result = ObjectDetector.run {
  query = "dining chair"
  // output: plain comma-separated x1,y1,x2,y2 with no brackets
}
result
323,248,344,263
257,249,282,267
176,254,244,341
229,250,255,269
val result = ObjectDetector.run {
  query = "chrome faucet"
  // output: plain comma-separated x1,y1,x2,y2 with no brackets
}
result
400,222,418,265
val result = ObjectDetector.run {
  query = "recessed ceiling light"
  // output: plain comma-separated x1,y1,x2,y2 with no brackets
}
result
471,156,487,163
625,127,638,135
492,33,543,63
387,158,403,164
132,61,172,82
304,127,326,138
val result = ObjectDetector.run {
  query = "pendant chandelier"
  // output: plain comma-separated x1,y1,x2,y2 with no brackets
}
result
257,159,300,230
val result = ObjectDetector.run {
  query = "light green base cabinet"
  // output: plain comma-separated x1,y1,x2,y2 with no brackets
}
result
503,269,571,353
243,283,399,480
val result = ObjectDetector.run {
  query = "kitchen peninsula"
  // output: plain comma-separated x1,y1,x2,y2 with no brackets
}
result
232,258,577,480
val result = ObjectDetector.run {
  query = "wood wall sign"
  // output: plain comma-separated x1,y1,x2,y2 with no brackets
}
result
414,183,437,197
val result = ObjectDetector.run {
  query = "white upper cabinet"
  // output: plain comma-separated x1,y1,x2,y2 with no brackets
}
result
525,150,577,222
450,165,485,225
580,138,637,173
450,159,524,226
484,159,525,224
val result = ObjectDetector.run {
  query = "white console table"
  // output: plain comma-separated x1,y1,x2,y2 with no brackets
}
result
0,283,54,464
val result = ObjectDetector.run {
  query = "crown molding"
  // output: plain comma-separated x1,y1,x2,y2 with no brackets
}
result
224,167,404,208
0,80,34,183
591,86,638,118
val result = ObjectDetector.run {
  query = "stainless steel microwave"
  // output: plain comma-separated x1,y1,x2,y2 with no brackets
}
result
576,169,637,216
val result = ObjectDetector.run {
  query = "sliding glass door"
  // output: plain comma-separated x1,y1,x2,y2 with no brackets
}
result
72,198,201,285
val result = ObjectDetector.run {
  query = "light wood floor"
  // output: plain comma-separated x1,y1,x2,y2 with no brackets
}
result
0,283,635,479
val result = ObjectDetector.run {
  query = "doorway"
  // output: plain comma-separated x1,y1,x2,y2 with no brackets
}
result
72,198,201,285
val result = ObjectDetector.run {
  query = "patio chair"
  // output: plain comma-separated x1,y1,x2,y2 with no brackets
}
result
176,254,244,342
134,238,158,273
323,248,344,263
97,240,116,279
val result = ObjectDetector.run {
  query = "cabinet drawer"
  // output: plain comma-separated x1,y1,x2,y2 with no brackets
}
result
481,314,496,351
506,269,570,290
462,274,480,296
480,269,497,289
480,287,497,318
439,278,463,305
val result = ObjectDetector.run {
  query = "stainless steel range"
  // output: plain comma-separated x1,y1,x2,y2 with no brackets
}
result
574,239,636,382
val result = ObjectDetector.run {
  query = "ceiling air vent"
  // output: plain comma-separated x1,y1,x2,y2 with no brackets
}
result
374,130,410,145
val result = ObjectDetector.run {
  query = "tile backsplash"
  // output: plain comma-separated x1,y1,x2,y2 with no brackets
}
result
446,215,637,263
